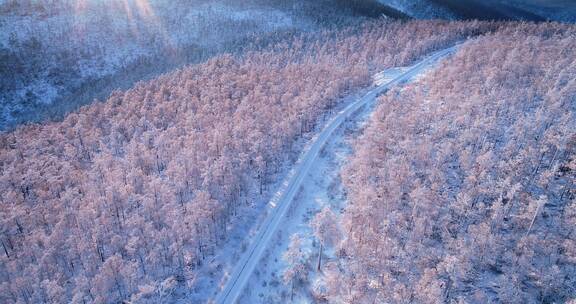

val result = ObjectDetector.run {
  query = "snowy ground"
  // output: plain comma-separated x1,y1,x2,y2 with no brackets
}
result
372,67,410,86
237,91,361,304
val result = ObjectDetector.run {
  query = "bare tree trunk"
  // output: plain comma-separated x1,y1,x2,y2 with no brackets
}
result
290,279,294,302
526,199,545,237
259,172,263,195
317,243,323,271
1,240,9,258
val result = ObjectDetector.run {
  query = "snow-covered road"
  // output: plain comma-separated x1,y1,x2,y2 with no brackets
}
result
214,45,459,304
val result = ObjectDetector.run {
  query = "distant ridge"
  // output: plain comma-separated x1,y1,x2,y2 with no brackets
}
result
341,0,412,19
430,0,546,21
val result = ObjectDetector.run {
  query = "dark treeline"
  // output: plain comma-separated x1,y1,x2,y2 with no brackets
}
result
430,0,546,21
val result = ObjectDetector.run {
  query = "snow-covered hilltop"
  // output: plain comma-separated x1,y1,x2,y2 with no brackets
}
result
2,0,575,130
0,0,371,130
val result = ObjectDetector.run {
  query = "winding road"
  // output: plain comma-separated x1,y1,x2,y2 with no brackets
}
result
214,45,459,304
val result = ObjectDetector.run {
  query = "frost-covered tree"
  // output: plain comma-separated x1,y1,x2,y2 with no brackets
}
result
282,234,308,301
311,207,342,272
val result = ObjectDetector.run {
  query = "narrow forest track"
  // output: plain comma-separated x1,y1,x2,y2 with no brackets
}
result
213,45,459,304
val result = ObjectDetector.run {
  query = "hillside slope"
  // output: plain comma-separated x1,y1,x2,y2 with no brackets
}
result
327,22,576,303
0,20,494,304
0,0,387,131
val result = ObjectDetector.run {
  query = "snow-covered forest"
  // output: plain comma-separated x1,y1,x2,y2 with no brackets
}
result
0,19,495,303
0,0,385,130
323,22,576,303
3,0,574,131
1,0,576,303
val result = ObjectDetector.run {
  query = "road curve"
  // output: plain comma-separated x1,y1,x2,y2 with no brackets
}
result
214,45,459,304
